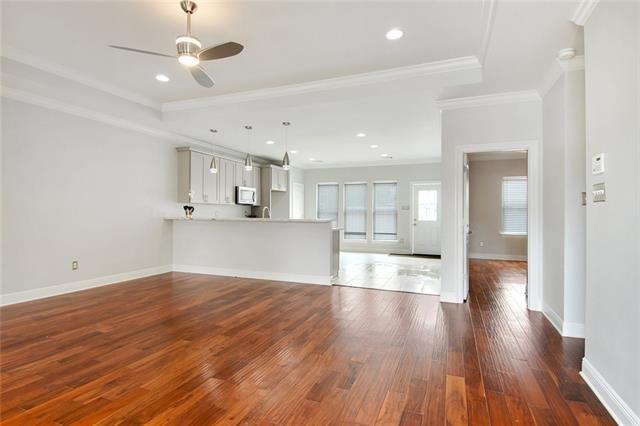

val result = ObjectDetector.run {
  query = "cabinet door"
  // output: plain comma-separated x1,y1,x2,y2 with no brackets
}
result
222,159,236,204
271,167,279,190
279,169,288,191
189,151,205,203
203,155,219,204
253,166,261,205
235,162,243,188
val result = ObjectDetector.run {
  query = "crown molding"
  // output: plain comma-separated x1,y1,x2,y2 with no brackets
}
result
301,157,440,170
571,0,599,26
478,0,497,65
161,56,481,112
1,46,160,110
538,55,585,97
436,90,541,110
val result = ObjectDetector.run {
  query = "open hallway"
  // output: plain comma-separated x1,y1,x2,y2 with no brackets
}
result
0,261,614,424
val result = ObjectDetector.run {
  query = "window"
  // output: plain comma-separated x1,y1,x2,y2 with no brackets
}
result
344,183,367,240
373,182,398,240
502,177,528,235
418,189,438,221
317,183,339,224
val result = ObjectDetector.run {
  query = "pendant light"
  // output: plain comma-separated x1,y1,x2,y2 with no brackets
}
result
209,129,218,173
282,121,291,171
244,125,253,171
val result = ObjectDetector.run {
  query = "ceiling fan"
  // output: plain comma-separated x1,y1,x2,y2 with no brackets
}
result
108,0,243,88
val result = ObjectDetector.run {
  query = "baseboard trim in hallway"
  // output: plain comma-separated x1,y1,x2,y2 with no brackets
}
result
581,358,640,426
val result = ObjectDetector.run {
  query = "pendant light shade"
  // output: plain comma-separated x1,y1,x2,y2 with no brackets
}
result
282,121,291,170
209,156,218,173
244,125,253,171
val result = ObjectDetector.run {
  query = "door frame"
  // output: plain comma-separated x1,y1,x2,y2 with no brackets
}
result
452,140,542,311
410,180,442,255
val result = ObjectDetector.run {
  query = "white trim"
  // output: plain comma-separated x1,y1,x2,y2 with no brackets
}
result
302,157,440,170
559,55,585,72
436,90,541,110
439,291,459,304
0,265,172,306
1,45,159,109
162,56,481,111
543,302,586,338
468,253,527,261
449,140,542,311
581,358,640,426
571,0,600,26
341,247,411,255
478,0,497,65
543,302,565,336
539,56,585,98
562,322,585,339
172,264,331,286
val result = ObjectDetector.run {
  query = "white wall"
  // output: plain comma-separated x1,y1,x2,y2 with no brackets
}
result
440,101,542,304
1,99,175,296
468,158,528,260
582,1,640,423
304,163,441,253
541,67,587,337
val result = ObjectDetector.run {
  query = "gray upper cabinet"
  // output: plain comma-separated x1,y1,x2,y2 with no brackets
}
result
271,166,288,192
219,158,236,205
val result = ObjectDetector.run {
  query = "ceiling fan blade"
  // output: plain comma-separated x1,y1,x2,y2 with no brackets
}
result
198,42,244,61
189,66,215,88
108,45,175,58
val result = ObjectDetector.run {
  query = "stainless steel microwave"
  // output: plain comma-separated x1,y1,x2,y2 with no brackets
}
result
236,186,256,205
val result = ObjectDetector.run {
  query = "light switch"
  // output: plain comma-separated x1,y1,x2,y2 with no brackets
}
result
592,182,606,202
592,153,605,175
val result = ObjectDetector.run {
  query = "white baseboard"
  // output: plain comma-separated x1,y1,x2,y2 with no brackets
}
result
172,264,331,286
543,303,564,335
0,265,173,306
542,302,585,338
469,252,527,261
341,246,412,255
440,291,461,304
562,321,585,338
581,358,640,426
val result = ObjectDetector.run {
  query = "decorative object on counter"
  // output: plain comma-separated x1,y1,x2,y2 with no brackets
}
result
282,121,291,171
244,125,253,171
183,205,195,219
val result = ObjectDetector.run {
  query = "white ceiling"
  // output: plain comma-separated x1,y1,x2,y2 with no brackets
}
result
1,1,583,167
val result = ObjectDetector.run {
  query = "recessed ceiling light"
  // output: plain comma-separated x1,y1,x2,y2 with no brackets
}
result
309,157,316,161
386,28,403,41
356,132,367,138
380,153,392,158
370,144,379,149
290,150,298,154
265,140,275,145
155,74,170,82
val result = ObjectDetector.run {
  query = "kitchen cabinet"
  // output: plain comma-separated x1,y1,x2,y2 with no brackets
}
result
253,166,261,205
270,166,288,192
218,158,236,205
203,154,219,204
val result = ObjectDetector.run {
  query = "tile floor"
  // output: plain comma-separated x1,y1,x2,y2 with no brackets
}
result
332,251,441,295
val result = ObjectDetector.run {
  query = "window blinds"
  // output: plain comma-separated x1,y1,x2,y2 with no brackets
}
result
502,177,528,235
344,183,367,239
373,182,398,240
317,184,339,224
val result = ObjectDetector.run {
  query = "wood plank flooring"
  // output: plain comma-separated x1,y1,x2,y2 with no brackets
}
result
0,260,614,424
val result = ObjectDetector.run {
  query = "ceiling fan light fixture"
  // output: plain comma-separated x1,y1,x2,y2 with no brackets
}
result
176,35,201,67
178,54,199,66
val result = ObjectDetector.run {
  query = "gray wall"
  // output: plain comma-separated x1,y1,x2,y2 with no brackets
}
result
304,163,440,253
583,1,639,420
468,158,528,260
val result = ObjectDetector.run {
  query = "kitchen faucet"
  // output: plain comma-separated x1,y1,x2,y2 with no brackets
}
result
261,206,271,218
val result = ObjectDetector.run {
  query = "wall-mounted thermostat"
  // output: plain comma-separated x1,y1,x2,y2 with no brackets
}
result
592,153,605,175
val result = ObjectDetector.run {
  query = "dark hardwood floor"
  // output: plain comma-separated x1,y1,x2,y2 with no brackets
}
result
0,260,614,425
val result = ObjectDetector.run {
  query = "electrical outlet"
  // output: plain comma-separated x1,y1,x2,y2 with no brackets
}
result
72,260,79,270
479,241,485,247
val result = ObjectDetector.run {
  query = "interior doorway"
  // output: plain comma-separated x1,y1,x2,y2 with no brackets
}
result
464,150,529,302
411,182,442,256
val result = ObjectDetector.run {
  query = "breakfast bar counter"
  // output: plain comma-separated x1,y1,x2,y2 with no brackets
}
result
168,218,340,285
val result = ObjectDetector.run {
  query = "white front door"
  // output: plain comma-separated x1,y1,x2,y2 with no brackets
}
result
412,183,441,255
292,182,305,219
